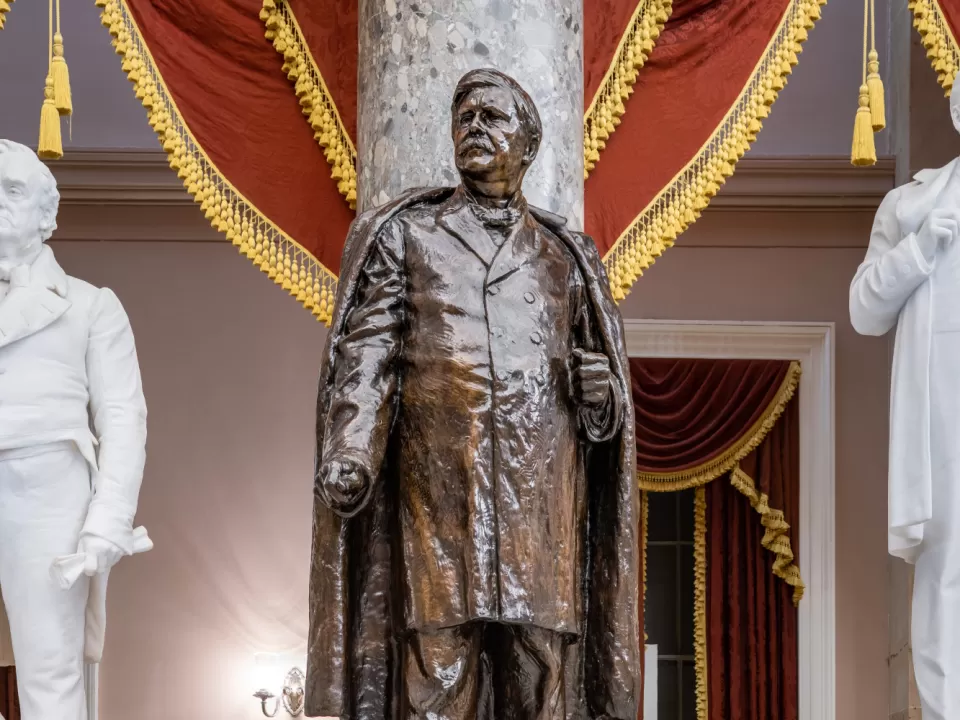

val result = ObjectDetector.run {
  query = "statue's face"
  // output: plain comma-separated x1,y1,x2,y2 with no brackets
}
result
0,152,46,261
453,86,532,186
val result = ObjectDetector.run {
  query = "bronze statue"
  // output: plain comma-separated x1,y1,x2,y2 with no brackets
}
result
307,69,639,720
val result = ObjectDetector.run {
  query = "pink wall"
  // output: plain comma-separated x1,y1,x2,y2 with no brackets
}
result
52,198,888,719
51,242,325,720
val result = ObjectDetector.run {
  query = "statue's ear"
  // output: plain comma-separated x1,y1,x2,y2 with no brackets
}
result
38,207,58,242
522,137,540,166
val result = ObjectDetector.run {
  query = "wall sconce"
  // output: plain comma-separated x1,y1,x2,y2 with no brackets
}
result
253,652,305,717
253,667,304,717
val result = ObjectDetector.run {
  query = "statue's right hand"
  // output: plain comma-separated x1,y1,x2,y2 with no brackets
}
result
917,208,960,261
316,459,368,513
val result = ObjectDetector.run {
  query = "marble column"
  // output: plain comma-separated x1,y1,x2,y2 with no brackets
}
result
357,0,584,229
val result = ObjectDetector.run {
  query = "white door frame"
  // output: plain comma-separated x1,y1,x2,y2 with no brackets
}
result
624,320,836,720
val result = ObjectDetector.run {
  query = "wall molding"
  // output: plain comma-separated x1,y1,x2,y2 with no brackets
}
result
624,320,836,720
45,151,895,241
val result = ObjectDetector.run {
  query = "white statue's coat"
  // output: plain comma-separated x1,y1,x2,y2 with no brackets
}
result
0,244,148,665
850,157,960,720
0,140,148,718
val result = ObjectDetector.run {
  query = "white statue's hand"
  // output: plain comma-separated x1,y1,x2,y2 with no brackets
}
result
917,208,960,261
78,535,126,576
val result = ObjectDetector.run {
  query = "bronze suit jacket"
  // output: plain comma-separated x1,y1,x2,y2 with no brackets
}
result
308,187,639,720
323,186,622,634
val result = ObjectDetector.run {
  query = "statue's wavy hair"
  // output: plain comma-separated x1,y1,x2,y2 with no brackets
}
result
451,68,543,161
0,140,60,242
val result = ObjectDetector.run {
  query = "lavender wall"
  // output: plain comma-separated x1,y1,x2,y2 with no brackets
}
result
0,0,890,155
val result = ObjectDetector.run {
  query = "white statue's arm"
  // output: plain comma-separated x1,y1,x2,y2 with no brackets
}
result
80,287,148,551
850,189,939,336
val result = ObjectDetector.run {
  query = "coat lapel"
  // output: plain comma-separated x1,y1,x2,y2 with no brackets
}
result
897,158,959,236
0,246,71,350
437,191,501,267
487,213,539,286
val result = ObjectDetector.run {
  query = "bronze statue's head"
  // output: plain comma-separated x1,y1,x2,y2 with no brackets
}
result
451,69,542,197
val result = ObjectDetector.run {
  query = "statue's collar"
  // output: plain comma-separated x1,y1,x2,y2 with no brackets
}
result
8,245,68,298
897,158,960,236
913,157,958,185
459,185,528,228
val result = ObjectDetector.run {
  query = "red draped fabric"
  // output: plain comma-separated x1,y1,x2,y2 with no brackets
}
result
0,668,18,720
123,0,355,275
938,0,960,40
705,396,799,720
631,358,799,720
586,0,794,257
583,0,650,101
632,360,791,474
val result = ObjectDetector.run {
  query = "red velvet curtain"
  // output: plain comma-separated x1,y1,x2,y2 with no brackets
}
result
631,358,799,720
632,360,791,475
706,396,799,720
0,668,18,720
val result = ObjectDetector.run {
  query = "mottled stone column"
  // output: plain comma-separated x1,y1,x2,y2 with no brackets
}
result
358,0,584,229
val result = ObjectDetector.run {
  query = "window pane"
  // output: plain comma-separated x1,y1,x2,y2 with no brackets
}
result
658,660,679,720
680,544,695,656
648,491,678,541
646,546,679,654
677,488,695,541
681,660,698,720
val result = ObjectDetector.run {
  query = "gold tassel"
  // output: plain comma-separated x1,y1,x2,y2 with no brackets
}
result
851,85,876,166
852,0,877,166
51,32,72,116
38,0,62,160
38,75,63,160
867,50,885,131
866,0,884,131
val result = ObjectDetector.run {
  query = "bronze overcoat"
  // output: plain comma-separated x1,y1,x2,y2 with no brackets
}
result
307,187,639,720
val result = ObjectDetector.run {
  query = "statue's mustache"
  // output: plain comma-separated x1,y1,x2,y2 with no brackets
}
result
460,135,495,153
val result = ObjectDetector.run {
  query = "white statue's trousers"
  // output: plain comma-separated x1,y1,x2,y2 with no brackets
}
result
0,443,90,720
914,328,960,720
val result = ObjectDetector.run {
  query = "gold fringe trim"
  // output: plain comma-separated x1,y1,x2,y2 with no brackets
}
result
730,464,806,605
638,361,801,491
0,0,14,31
96,0,337,324
909,0,960,94
602,0,826,302
694,486,709,720
261,0,357,209
583,0,673,178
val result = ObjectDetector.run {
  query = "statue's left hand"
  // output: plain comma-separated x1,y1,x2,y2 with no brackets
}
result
571,348,612,408
78,535,126,576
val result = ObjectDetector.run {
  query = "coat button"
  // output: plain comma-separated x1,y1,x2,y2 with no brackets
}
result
488,285,500,296
530,331,542,345
524,292,535,304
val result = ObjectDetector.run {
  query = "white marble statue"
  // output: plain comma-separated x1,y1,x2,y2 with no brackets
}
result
0,140,150,719
850,90,960,720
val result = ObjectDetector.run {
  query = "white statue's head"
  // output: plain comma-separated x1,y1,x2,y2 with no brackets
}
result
0,140,60,265
951,87,960,136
